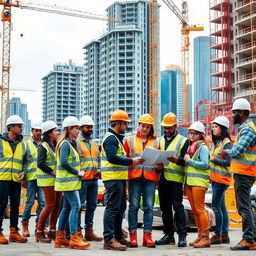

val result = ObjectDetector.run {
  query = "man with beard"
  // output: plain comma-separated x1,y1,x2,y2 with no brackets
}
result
155,112,189,247
77,115,103,242
221,98,256,250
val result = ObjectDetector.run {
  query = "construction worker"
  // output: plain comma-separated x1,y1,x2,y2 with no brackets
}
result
54,116,90,250
124,113,158,248
21,120,45,237
77,115,103,241
209,116,232,245
184,121,210,248
101,109,144,251
221,98,256,250
0,115,28,244
155,112,188,247
36,120,62,243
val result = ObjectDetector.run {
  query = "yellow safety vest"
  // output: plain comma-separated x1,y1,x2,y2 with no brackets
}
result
25,139,38,181
55,140,81,192
185,143,210,188
37,142,56,187
0,138,26,182
159,134,187,183
101,132,128,181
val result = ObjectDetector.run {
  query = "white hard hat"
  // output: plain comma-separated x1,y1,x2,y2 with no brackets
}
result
31,120,43,130
41,121,57,134
6,115,24,127
212,116,230,129
62,116,80,129
188,121,205,134
80,115,95,126
232,98,251,111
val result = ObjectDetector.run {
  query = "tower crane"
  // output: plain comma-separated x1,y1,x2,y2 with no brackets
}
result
0,0,119,132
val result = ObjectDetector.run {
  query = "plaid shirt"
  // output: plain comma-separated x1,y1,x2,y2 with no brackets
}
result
227,119,256,158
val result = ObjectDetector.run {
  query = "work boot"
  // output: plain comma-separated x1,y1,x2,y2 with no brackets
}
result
77,227,85,241
35,231,51,243
85,226,103,242
155,234,175,245
9,227,27,243
103,238,127,251
143,232,155,248
69,232,90,250
178,235,187,247
44,228,49,236
117,237,130,246
189,233,201,246
21,220,30,237
210,233,221,245
0,230,8,244
193,232,210,248
48,230,56,241
230,239,256,250
54,231,70,248
221,233,230,244
129,231,138,248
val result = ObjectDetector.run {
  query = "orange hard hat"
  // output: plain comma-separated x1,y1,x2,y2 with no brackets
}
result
138,113,154,125
161,112,178,127
109,109,131,122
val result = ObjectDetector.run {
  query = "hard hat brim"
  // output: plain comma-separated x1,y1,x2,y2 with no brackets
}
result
160,121,177,127
109,119,131,122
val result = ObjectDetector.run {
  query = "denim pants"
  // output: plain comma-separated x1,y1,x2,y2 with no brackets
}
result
211,181,229,235
128,178,156,232
103,180,126,242
0,180,21,230
22,180,45,222
78,179,98,229
58,190,81,234
234,173,256,243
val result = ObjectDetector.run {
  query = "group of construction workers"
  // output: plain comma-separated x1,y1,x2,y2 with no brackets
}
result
0,97,255,251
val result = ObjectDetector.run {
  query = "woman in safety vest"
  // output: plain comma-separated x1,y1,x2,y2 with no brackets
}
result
123,113,158,248
184,121,210,248
54,116,90,250
209,116,232,245
36,121,62,243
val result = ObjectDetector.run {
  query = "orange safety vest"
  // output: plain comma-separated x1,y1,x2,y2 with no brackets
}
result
77,138,99,180
230,120,256,177
126,135,158,182
210,138,232,185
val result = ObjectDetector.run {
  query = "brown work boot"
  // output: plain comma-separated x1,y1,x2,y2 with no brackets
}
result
54,231,70,248
194,232,210,248
21,220,30,237
230,239,256,250
9,227,27,243
35,231,51,243
48,230,56,241
103,238,127,251
189,234,201,246
117,237,130,246
77,227,86,241
0,230,8,244
69,232,90,250
221,233,230,244
210,233,221,245
85,226,103,242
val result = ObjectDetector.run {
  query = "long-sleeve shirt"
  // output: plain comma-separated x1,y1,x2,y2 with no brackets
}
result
37,143,55,174
102,128,133,166
227,119,256,158
188,144,209,170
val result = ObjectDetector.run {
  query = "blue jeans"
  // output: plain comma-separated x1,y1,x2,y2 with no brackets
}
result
211,181,229,234
78,179,98,229
57,190,81,234
22,180,45,222
128,178,156,232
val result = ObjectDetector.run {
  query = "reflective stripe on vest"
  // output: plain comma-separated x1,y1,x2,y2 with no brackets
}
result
55,140,81,192
101,132,128,181
25,140,38,181
230,121,256,177
77,138,99,180
210,138,231,185
0,138,26,182
37,142,56,187
185,143,210,188
159,134,187,183
127,136,158,182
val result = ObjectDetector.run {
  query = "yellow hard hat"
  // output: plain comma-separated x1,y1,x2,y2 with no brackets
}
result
109,109,131,122
161,112,178,127
138,113,154,125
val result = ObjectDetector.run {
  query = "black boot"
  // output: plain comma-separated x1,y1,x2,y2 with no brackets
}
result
178,235,187,247
155,234,175,245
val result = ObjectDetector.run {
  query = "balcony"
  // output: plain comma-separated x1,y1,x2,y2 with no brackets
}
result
235,10,256,26
236,40,256,54
210,0,230,11
237,72,256,82
236,55,256,68
235,0,256,12
235,88,256,98
236,25,256,39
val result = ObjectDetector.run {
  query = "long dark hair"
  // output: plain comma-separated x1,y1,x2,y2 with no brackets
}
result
211,123,232,146
42,128,57,151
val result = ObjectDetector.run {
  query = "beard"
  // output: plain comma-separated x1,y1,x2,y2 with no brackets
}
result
82,131,92,137
233,113,241,124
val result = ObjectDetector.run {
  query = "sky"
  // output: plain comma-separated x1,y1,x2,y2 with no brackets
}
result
6,0,210,121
